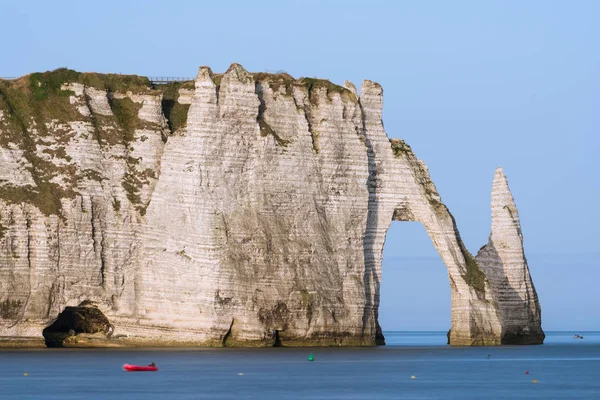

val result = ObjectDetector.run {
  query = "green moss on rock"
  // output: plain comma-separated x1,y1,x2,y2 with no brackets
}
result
79,72,152,94
212,74,223,87
29,69,81,101
159,82,191,134
462,247,486,293
121,157,156,215
254,72,295,95
0,79,79,218
257,96,290,147
299,77,356,104
108,97,141,144
390,139,413,158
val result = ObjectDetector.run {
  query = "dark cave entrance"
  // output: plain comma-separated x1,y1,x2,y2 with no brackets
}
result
379,222,450,343
42,301,113,347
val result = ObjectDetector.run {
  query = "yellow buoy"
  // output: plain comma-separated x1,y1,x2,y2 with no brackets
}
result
410,375,416,380
532,379,539,384
23,373,28,377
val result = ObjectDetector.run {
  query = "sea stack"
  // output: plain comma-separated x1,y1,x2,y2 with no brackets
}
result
476,168,544,344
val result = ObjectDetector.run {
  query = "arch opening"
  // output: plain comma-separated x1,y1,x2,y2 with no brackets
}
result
379,222,451,345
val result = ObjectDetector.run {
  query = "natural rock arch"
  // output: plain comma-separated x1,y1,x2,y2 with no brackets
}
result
360,81,542,345
361,82,500,345
0,64,543,347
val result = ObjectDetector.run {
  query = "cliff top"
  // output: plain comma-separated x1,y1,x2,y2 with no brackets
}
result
0,66,354,99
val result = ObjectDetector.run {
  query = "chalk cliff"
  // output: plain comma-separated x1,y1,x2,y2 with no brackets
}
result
0,65,543,347
476,168,544,344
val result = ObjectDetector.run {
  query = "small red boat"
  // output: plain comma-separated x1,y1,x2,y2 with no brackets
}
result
123,363,158,372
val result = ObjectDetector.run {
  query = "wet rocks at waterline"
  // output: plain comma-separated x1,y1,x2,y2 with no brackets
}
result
0,64,543,347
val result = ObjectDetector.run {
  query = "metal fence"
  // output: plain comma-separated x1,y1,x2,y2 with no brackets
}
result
1,76,193,83
148,77,193,84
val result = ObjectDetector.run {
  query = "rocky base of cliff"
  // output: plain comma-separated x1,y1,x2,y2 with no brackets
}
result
42,302,113,347
501,330,546,345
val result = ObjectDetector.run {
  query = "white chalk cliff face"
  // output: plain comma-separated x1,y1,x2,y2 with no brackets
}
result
0,65,543,347
475,168,544,344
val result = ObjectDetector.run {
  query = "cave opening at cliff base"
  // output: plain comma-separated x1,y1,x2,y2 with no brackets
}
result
379,222,451,341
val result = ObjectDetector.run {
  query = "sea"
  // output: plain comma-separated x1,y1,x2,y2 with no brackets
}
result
1,331,599,399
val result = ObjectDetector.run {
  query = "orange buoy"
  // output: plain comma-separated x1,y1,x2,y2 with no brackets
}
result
525,371,529,375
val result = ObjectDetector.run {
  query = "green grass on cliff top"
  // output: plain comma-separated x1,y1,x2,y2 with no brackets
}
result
0,68,357,217
1,67,356,103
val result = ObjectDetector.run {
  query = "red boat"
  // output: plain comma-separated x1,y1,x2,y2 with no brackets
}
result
123,363,158,372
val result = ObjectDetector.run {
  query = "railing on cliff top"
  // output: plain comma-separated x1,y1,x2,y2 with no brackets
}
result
1,76,193,84
148,77,193,84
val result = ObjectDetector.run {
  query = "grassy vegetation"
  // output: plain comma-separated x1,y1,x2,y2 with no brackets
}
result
254,72,295,95
29,69,80,101
158,82,191,134
0,77,79,217
388,136,488,295
79,72,151,93
445,210,487,294
107,97,141,145
0,68,361,218
462,247,486,293
258,118,289,147
121,157,155,216
212,74,223,87
1,71,81,136
251,72,356,104
299,77,356,104
390,139,413,158
257,99,290,147
0,69,157,217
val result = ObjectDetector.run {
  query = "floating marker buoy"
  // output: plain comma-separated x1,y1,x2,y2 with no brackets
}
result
525,371,529,375
410,375,416,380
23,373,28,377
238,373,244,376
532,379,538,384
308,354,314,362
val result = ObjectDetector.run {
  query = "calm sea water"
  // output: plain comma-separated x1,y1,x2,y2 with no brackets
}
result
1,331,599,399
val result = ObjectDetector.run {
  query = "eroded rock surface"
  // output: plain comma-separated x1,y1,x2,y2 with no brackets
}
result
0,66,543,347
42,301,113,347
476,168,544,344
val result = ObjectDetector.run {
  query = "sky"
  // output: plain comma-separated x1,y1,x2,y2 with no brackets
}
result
2,0,599,331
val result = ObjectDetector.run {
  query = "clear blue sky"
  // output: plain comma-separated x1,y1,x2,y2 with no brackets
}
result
3,0,598,331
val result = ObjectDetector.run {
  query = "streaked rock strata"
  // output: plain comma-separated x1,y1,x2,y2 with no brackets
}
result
0,65,543,347
476,168,544,344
